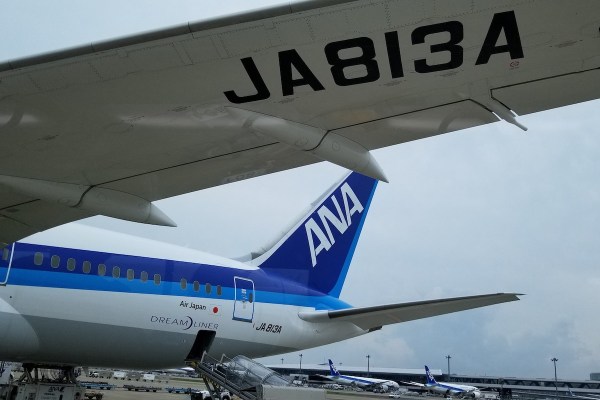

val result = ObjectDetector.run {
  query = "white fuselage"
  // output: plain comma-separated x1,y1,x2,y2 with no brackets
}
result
0,226,366,369
329,374,399,389
427,382,480,398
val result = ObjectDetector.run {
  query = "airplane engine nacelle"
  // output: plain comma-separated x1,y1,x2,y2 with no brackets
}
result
472,392,482,399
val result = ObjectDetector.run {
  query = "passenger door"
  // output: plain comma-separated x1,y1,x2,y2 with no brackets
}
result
233,277,255,322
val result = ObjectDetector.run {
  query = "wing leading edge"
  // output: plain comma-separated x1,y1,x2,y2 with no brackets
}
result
298,293,520,331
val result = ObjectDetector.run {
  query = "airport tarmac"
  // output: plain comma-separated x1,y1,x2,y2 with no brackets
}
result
92,387,410,400
82,377,411,400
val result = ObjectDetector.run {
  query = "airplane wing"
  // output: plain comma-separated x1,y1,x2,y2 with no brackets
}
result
297,293,520,331
1,1,600,244
402,382,426,388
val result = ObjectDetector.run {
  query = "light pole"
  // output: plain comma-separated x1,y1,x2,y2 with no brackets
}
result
446,355,452,380
551,358,558,397
366,355,371,377
299,354,303,374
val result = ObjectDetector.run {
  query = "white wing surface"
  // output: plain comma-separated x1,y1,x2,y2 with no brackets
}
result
1,0,599,243
298,293,520,331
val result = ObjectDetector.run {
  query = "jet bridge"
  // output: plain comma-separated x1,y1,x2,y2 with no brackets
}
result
190,352,325,400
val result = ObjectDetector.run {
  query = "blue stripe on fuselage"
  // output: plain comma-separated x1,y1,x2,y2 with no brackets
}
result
7,242,352,310
427,383,466,393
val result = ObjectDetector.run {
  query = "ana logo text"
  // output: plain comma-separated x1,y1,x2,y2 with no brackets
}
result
426,370,434,382
331,364,339,375
305,182,363,267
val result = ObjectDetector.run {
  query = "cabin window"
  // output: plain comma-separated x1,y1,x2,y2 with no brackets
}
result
2,248,9,261
248,292,254,303
153,274,161,285
217,285,222,296
51,255,60,268
34,252,43,266
127,269,134,281
112,266,120,278
193,280,200,292
82,261,91,274
205,283,212,294
140,271,148,283
98,263,106,276
180,278,187,290
67,258,76,271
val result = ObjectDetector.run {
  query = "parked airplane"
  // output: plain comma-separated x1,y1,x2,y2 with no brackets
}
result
0,172,518,369
567,389,600,400
320,359,400,391
406,366,481,398
155,367,197,377
0,0,595,375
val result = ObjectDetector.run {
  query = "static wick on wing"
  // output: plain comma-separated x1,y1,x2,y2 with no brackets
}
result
228,107,388,182
0,175,176,227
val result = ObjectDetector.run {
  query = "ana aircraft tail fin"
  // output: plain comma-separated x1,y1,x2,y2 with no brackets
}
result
254,171,378,298
425,366,438,385
328,359,341,376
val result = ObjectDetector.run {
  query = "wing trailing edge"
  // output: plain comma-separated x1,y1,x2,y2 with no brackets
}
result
298,293,521,331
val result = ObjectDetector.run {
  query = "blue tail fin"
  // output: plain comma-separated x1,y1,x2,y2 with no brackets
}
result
425,366,437,385
328,359,340,376
255,171,378,298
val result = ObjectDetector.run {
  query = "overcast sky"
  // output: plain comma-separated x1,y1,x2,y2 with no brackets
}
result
2,1,599,380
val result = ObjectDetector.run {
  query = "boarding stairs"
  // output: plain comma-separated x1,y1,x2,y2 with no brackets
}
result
190,352,291,400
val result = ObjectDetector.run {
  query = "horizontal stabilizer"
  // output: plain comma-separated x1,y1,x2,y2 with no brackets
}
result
298,293,521,331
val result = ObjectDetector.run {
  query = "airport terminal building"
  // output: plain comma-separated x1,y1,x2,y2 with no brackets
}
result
269,363,600,398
